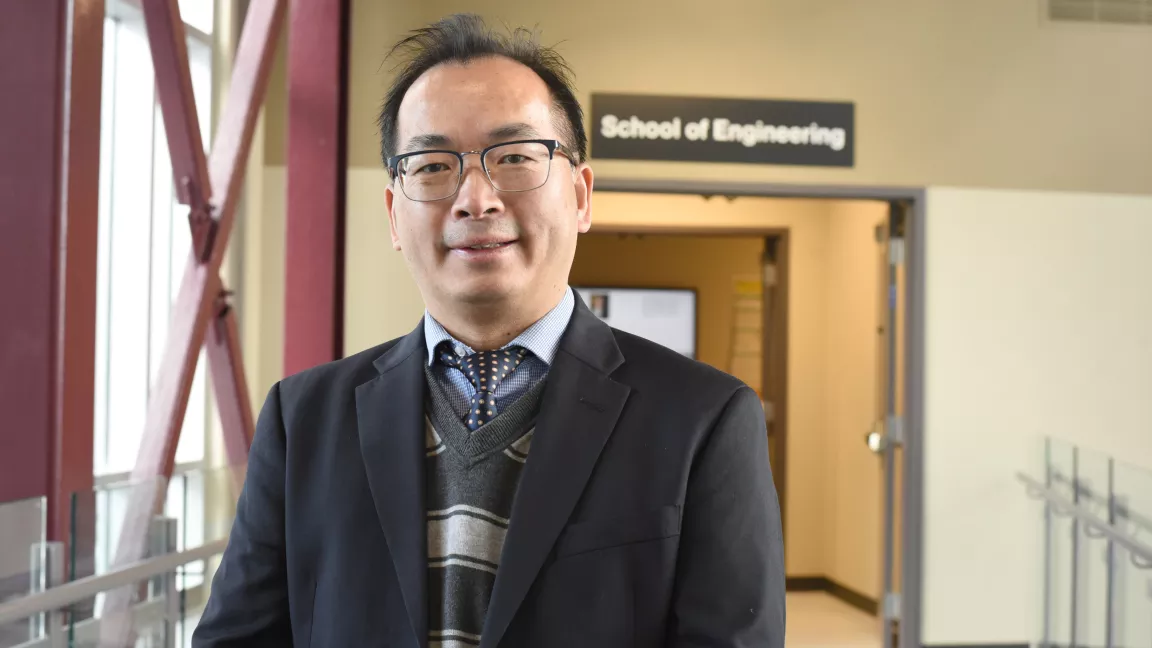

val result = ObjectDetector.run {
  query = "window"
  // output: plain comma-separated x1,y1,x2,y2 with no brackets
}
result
93,0,216,586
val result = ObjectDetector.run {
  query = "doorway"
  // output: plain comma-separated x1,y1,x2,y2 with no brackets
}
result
579,180,925,648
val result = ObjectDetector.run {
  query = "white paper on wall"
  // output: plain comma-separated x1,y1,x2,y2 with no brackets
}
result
574,287,696,359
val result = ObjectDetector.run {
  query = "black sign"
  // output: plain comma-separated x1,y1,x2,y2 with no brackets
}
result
590,94,854,168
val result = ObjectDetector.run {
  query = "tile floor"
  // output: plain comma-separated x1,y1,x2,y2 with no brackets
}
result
786,591,882,648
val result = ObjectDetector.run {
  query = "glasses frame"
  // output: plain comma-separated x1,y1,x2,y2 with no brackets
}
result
386,138,577,202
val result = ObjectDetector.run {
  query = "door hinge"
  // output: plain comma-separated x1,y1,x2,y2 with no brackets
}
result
762,264,778,287
887,415,905,447
883,592,902,621
888,237,905,265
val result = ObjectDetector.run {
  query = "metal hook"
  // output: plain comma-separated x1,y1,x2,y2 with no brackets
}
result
1131,552,1152,570
1083,523,1107,540
214,289,235,318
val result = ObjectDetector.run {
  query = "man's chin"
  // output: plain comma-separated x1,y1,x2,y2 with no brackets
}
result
450,280,519,306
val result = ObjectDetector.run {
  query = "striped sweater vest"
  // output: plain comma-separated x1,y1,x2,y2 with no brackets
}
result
422,363,546,648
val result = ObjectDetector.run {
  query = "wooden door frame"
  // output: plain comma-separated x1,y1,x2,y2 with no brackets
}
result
593,178,927,648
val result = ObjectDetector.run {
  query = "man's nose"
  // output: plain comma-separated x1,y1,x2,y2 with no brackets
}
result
452,156,502,219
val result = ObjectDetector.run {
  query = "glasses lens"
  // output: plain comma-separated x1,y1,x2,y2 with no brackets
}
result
398,152,461,201
484,142,552,192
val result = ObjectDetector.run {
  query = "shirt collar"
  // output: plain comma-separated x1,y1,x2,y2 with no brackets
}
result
423,287,576,367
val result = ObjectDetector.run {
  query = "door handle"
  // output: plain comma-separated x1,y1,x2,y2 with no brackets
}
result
865,420,887,454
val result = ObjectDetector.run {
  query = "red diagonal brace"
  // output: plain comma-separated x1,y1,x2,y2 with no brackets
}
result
142,0,210,208
100,0,284,641
207,291,256,472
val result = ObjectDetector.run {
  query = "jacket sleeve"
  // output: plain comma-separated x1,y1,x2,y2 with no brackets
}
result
668,385,786,647
192,383,294,647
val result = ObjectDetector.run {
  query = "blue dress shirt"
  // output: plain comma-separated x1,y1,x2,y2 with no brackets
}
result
423,287,575,420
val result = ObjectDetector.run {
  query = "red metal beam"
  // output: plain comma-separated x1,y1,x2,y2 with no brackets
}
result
52,0,105,580
113,0,283,542
207,298,256,469
284,0,350,375
101,0,284,641
117,0,283,501
0,0,68,506
140,0,211,212
0,0,100,552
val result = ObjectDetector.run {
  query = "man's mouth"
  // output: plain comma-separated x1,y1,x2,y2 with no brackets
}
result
448,239,519,260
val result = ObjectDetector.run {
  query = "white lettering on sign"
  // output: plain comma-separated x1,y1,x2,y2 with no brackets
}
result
600,115,682,140
684,118,711,141
600,114,847,152
711,119,847,151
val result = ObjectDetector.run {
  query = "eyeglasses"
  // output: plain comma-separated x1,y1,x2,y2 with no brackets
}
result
387,139,576,203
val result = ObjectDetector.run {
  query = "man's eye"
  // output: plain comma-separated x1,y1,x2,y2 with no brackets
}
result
497,154,528,165
414,163,450,174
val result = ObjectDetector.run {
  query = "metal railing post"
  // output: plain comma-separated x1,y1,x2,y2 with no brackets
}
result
1113,493,1132,647
1043,438,1052,647
147,516,179,648
1105,457,1115,648
27,542,64,648
1070,447,1080,647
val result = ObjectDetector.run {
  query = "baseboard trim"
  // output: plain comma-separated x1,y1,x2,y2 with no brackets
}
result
922,644,1030,648
785,575,878,616
826,578,879,616
784,576,826,592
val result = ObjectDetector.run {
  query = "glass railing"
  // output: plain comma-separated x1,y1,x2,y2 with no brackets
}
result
0,464,244,648
8,571,189,648
0,496,46,647
1025,438,1152,648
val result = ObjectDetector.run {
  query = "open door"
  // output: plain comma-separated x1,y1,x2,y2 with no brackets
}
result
866,203,908,648
761,234,789,534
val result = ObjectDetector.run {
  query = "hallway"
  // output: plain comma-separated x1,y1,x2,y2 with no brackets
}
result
787,592,880,648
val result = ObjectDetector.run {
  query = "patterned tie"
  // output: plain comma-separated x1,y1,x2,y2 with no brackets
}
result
436,342,529,430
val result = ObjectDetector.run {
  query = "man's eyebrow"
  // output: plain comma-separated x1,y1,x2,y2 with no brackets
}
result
488,123,541,141
402,133,452,153
400,124,543,155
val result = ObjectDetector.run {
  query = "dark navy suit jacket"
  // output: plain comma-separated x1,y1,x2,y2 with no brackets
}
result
192,298,785,647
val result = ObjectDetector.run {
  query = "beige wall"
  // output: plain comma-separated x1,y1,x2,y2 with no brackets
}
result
244,166,287,403
922,187,1152,644
569,234,765,372
265,0,1152,195
823,201,889,599
343,168,429,355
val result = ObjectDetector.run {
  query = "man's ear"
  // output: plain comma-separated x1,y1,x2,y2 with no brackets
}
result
574,164,593,234
385,181,403,251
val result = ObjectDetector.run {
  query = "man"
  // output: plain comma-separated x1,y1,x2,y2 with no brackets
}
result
194,13,784,648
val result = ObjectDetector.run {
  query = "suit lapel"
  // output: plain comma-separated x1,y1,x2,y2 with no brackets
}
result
481,300,631,648
355,324,428,648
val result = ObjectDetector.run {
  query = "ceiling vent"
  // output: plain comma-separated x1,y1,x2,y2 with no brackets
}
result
1048,0,1152,25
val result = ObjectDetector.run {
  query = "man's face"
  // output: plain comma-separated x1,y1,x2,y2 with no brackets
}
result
385,56,593,316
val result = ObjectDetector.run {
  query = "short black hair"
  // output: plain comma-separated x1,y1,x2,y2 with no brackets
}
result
377,14,587,166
